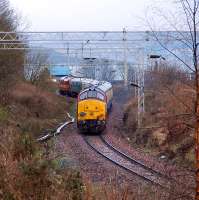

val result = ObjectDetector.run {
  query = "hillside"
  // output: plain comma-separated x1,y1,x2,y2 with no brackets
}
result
0,80,86,199
121,66,195,168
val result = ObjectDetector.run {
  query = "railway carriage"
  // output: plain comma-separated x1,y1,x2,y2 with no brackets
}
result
77,81,113,133
59,76,100,97
59,76,71,95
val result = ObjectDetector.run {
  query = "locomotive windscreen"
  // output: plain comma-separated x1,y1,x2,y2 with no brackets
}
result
88,90,97,98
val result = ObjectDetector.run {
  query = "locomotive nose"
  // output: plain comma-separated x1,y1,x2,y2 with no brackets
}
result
84,104,99,112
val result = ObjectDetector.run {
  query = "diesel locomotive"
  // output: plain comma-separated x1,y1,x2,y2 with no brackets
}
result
77,81,113,133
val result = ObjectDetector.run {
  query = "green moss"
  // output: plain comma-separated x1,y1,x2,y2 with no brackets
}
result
13,132,37,160
57,156,79,170
65,171,83,200
185,148,195,162
170,142,182,153
0,106,8,122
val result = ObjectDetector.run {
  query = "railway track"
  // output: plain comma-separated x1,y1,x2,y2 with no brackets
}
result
83,134,194,199
83,134,171,189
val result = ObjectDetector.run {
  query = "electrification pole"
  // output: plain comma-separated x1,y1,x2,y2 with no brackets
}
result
137,49,145,128
67,42,70,70
123,28,128,87
81,42,84,58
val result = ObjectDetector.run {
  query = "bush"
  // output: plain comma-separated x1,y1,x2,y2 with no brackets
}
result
0,124,84,200
0,0,25,105
123,63,195,166
0,106,8,122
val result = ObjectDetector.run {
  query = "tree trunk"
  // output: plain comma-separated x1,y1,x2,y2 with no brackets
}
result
196,112,199,199
196,72,199,200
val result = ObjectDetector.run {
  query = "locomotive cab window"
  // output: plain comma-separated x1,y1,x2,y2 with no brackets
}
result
80,90,104,101
97,92,104,101
79,92,87,100
87,90,97,98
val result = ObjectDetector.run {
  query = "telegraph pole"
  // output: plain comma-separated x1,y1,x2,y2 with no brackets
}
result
81,42,84,58
123,28,128,87
67,42,70,69
137,49,145,128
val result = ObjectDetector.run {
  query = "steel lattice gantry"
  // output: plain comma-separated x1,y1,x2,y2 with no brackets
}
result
0,31,188,50
0,31,149,42
0,31,151,53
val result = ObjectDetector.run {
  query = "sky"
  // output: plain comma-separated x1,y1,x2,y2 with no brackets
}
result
9,0,175,31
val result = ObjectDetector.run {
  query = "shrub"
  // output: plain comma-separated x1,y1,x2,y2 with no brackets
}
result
0,0,25,105
0,106,8,122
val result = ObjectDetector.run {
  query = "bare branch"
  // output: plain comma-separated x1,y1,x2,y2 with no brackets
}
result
181,0,195,45
164,84,194,113
184,0,195,14
25,50,49,84
196,0,199,12
148,29,195,72
151,7,193,48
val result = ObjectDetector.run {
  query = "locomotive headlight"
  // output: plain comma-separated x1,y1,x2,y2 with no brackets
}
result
97,120,105,125
101,120,105,125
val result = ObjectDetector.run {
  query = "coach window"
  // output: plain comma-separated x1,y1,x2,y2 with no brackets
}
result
80,92,87,100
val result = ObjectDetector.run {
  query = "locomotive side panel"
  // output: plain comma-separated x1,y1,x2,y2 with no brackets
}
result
105,88,113,111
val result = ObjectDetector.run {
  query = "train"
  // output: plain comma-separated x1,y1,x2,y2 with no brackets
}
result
59,76,100,97
77,81,113,133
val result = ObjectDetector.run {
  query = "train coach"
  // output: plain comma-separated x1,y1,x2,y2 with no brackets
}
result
77,81,113,133
59,76,100,97
59,76,71,95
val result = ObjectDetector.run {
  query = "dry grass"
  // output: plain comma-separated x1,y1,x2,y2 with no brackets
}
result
123,66,195,168
7,82,69,137
11,82,64,118
0,81,85,200
83,179,132,200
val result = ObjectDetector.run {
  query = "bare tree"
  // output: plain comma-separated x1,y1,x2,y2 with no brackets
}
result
79,63,116,82
25,50,49,84
118,64,136,83
79,65,95,79
98,64,116,82
147,0,199,198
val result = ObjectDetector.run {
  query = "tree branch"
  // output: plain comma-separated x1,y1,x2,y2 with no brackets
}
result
148,29,195,72
181,0,195,45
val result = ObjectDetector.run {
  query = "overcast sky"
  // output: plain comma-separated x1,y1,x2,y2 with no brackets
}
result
9,0,175,31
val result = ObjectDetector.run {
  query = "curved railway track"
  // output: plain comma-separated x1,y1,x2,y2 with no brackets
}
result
83,134,194,199
83,134,171,189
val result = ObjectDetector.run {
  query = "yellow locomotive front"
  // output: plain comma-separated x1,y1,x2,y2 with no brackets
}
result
77,88,107,133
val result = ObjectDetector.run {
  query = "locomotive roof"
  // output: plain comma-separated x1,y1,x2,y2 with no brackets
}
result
82,78,100,85
97,81,112,92
80,81,112,94
60,76,69,81
70,77,100,85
